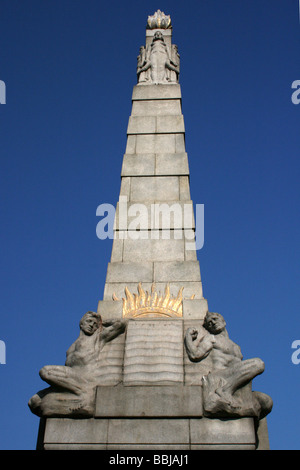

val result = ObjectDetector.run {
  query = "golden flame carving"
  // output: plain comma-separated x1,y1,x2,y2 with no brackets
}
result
147,10,172,30
113,282,195,318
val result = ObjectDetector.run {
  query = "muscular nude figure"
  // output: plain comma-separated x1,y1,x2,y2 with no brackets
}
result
28,311,127,417
185,312,272,418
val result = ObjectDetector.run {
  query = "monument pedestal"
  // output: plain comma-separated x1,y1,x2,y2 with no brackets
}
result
37,384,269,449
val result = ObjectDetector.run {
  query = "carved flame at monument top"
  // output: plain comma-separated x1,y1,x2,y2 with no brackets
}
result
147,9,172,30
113,282,195,318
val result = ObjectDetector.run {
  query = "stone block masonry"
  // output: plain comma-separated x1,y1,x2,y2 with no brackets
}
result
32,10,271,451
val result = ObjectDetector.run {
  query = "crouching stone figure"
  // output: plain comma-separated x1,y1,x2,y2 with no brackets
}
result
28,311,127,418
184,311,273,419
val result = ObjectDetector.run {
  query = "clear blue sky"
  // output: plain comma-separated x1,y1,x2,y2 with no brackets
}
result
0,1,299,450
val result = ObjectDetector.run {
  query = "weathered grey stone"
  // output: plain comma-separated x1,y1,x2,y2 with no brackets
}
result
156,115,185,133
107,418,190,445
110,236,123,262
182,299,208,319
154,260,201,282
132,84,181,101
97,300,123,319
256,417,271,450
179,175,191,199
122,237,185,262
155,152,189,175
190,417,256,445
41,416,258,450
127,115,185,135
119,176,130,197
43,418,108,445
105,261,153,283
131,99,181,116
123,320,184,385
95,385,202,417
121,153,155,176
93,334,126,386
130,176,179,201
135,133,177,154
191,444,256,450
184,230,198,260
175,133,186,152
106,444,190,450
44,443,106,450
127,115,156,134
125,134,136,154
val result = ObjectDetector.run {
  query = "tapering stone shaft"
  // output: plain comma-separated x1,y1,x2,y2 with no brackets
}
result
103,80,205,306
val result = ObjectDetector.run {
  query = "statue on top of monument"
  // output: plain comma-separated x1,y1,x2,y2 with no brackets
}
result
137,31,180,85
184,311,273,419
28,311,127,418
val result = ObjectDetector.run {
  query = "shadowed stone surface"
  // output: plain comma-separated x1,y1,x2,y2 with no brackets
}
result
95,384,202,417
41,416,257,450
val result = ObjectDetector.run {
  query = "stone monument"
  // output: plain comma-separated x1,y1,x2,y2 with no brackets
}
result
29,10,273,450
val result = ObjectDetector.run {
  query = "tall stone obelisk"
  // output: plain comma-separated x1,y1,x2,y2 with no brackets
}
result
30,10,272,450
98,10,207,390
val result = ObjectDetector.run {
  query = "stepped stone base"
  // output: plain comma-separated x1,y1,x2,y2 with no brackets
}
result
39,416,257,450
37,385,269,450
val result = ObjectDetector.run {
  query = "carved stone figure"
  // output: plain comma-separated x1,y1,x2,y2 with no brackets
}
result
184,312,273,419
166,44,180,83
28,311,127,417
137,46,150,83
137,32,180,85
